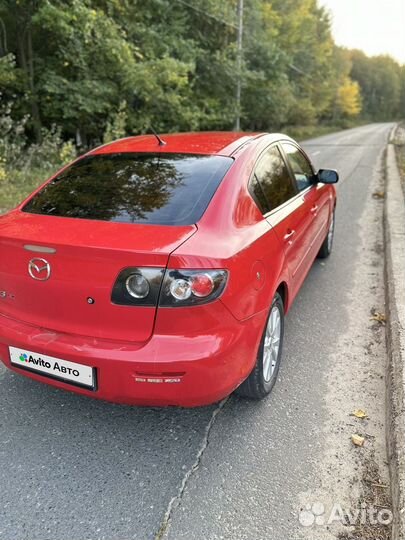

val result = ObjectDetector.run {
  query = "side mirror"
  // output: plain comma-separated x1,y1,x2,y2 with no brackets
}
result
317,169,339,184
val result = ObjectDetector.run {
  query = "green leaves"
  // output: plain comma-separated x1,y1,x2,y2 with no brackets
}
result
351,51,403,121
0,0,403,145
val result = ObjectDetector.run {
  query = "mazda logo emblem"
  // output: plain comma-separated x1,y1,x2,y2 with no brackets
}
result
28,258,51,281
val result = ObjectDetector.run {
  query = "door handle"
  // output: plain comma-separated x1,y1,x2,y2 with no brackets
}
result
284,229,296,241
310,205,318,214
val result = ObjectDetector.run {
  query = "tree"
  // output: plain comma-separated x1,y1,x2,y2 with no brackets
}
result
0,0,403,148
0,0,43,140
336,77,361,117
350,50,402,120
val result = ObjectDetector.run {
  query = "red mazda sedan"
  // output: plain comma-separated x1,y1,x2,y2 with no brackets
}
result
0,132,338,406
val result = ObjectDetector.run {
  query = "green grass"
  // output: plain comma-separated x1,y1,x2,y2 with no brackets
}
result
0,168,52,214
287,120,367,142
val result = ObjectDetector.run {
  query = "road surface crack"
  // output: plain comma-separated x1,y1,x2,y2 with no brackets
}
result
155,397,229,540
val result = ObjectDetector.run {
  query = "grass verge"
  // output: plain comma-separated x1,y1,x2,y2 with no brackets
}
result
0,168,51,214
288,120,367,142
393,122,405,193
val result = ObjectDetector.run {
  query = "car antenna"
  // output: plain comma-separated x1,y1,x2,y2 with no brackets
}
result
150,126,167,147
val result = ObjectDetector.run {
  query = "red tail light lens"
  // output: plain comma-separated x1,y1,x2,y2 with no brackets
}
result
190,273,214,297
159,270,228,307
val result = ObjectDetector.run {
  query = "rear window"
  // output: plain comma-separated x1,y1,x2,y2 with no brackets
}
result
23,153,233,226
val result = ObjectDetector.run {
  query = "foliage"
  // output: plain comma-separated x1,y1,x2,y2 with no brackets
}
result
350,50,403,121
0,95,28,169
0,94,76,212
1,0,403,143
394,123,405,193
0,0,403,213
103,100,128,143
336,77,362,117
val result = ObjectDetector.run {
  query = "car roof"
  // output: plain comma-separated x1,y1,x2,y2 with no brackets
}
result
90,131,270,157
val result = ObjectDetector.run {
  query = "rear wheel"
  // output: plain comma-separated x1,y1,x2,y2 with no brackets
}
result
236,292,284,400
317,210,335,259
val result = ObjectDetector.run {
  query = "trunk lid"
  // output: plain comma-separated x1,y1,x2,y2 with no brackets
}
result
0,211,196,342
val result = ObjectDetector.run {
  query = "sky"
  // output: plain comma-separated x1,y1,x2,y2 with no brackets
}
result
319,0,405,65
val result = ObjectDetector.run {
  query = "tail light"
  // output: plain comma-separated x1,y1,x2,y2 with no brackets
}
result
111,268,227,307
159,270,228,307
111,267,165,306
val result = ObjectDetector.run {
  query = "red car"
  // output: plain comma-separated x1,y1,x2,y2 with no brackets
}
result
0,132,338,407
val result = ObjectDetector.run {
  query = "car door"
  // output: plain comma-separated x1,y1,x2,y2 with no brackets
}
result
249,144,315,296
281,141,330,258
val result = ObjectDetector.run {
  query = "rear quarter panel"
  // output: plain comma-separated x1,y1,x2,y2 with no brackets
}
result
169,140,289,321
219,226,286,320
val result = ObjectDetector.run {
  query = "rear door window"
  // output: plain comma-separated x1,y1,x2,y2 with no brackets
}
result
23,153,233,226
282,143,315,191
250,145,297,214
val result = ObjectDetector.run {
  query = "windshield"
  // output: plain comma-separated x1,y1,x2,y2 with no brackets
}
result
22,153,233,226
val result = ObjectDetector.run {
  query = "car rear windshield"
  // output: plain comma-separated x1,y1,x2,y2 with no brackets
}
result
23,153,234,226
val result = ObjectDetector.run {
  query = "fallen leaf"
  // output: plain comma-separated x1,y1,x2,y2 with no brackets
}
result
351,409,368,420
372,191,385,199
351,434,365,447
370,311,386,324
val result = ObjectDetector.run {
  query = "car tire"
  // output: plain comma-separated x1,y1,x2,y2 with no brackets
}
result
236,292,284,400
317,210,335,259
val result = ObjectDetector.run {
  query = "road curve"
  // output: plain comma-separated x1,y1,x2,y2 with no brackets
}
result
0,123,394,540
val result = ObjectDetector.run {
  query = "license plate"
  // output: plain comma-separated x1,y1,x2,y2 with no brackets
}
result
9,346,96,389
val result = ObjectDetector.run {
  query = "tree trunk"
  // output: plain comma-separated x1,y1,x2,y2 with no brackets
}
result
26,24,42,142
16,22,42,142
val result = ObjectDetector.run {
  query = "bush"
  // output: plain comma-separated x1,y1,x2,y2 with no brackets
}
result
0,98,77,213
103,100,128,144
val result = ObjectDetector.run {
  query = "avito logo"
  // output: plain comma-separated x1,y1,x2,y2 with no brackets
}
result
18,351,80,378
19,352,52,369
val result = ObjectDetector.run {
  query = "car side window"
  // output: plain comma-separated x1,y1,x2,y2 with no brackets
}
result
249,174,271,214
251,145,297,214
282,142,314,191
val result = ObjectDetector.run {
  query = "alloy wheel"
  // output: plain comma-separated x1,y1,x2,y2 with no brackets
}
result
263,305,281,382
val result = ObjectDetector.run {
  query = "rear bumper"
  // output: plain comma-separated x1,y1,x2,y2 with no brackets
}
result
0,304,267,407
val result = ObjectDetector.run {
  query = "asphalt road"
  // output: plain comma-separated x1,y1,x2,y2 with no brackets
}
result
0,123,394,540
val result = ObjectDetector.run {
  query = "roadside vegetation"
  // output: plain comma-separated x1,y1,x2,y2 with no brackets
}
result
394,123,405,193
0,0,404,212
